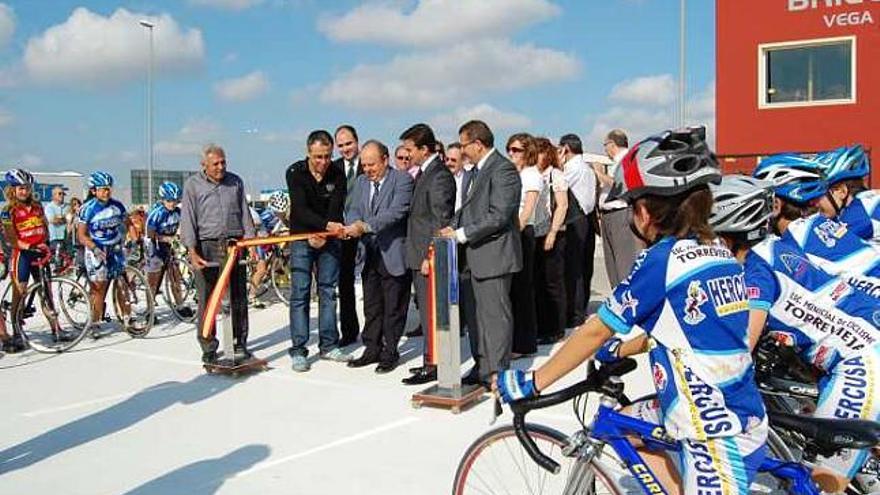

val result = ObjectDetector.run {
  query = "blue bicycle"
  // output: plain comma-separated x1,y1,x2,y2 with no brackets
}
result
452,359,880,494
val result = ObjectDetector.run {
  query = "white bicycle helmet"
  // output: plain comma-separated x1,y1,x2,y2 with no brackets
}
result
267,190,290,214
709,175,774,241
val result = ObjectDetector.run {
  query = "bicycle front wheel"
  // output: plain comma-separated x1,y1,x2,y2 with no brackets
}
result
452,424,622,495
113,266,155,337
15,278,92,353
164,257,197,323
270,253,291,305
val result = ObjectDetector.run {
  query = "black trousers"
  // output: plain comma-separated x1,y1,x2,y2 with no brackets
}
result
534,232,567,339
564,215,590,327
583,211,597,315
195,239,248,354
338,238,360,341
511,226,537,354
361,245,411,363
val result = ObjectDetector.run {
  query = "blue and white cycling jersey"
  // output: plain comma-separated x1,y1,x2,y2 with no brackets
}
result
782,213,880,299
838,190,880,246
77,197,127,247
598,237,765,441
146,202,180,237
258,208,280,234
745,236,880,372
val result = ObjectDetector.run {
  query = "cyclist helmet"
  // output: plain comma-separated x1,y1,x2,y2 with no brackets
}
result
709,175,774,241
752,153,826,204
817,144,870,185
5,168,34,187
88,171,114,188
158,181,182,201
606,125,721,203
267,190,290,214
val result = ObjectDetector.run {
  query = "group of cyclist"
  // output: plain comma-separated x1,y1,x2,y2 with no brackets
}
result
496,128,879,493
0,168,293,353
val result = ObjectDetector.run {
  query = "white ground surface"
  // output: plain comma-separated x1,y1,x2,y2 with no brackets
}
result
0,254,655,495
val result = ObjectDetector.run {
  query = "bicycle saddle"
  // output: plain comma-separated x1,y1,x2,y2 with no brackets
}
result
769,412,880,455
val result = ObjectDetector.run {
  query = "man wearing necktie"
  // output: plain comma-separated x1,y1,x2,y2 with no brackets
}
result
342,140,413,373
334,125,362,347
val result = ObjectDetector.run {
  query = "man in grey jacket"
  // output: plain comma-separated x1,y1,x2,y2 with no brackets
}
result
441,120,522,386
343,140,413,373
180,144,256,364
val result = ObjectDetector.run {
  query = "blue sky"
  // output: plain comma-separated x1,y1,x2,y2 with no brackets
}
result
0,0,716,195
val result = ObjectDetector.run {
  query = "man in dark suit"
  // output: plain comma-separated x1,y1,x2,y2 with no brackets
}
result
334,124,362,346
440,120,522,386
400,123,455,386
343,140,413,373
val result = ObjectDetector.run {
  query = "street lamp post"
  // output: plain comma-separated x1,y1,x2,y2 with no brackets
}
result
139,19,155,206
679,0,687,127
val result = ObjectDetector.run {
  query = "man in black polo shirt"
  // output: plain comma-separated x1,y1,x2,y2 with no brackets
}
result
286,130,352,372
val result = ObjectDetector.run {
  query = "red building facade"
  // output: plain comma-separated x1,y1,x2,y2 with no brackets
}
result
716,0,880,187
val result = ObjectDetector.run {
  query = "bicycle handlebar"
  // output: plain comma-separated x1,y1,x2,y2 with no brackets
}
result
28,245,53,268
507,358,638,474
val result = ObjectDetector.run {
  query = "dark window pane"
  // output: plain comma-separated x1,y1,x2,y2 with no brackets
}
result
766,40,851,104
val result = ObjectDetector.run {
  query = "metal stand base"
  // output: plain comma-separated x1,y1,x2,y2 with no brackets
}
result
203,358,269,378
411,384,486,414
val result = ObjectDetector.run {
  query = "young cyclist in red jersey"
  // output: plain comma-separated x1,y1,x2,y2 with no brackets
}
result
0,169,50,352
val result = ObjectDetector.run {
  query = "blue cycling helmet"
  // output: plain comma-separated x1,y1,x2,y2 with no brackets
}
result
88,171,114,188
5,168,34,187
158,181,182,201
752,153,826,205
817,144,870,185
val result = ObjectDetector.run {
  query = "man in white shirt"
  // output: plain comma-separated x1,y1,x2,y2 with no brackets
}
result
558,134,598,327
445,142,473,213
593,128,641,288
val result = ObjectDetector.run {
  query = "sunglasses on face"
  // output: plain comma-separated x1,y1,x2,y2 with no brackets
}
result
507,147,525,154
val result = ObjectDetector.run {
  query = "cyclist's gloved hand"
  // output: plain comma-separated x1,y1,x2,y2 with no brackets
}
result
496,369,537,404
595,337,623,364
0,261,7,280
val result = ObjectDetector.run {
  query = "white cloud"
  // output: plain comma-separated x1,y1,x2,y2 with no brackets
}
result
609,74,676,106
214,71,270,102
0,106,12,127
23,8,205,87
321,39,579,110
188,0,264,10
319,0,559,47
18,153,43,168
584,77,716,152
431,103,531,137
156,119,223,157
0,3,14,51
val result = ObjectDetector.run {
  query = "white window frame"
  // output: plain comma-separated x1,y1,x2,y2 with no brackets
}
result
757,35,856,110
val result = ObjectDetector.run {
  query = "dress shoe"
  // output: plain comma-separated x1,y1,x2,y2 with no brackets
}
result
375,360,398,374
233,346,253,361
348,354,379,368
402,367,436,385
405,325,423,337
409,365,427,374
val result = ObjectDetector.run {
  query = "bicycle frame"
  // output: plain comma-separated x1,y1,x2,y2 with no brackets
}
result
583,403,820,494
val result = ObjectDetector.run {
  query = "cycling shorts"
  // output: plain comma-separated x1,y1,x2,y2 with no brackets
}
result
84,244,126,283
630,399,769,494
11,249,44,285
815,347,880,478
144,241,171,274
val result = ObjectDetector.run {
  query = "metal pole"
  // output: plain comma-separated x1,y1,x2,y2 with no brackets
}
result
140,20,155,206
679,0,686,127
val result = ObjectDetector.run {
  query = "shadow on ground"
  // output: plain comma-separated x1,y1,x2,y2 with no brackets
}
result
121,444,270,495
0,373,247,475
